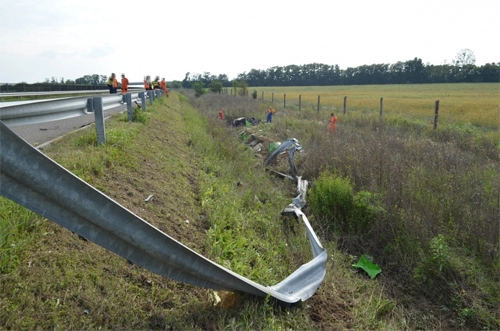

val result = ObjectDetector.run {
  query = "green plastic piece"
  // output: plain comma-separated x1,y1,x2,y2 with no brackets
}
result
352,255,382,279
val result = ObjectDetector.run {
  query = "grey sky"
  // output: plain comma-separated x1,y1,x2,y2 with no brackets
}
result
0,0,498,83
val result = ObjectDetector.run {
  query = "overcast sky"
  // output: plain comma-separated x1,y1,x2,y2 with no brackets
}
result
0,0,498,84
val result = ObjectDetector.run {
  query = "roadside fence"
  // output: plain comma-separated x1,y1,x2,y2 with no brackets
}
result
223,89,442,129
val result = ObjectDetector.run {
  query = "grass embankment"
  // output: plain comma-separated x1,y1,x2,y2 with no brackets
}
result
1,92,396,330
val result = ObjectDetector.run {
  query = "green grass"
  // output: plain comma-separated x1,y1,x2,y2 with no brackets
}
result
1,86,498,330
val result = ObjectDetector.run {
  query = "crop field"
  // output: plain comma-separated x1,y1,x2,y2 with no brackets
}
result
252,83,499,133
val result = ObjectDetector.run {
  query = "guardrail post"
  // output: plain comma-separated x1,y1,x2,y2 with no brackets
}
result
147,91,154,105
87,98,94,112
126,94,133,122
155,90,161,99
92,97,106,145
139,92,146,111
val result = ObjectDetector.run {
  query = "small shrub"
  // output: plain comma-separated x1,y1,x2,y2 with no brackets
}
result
133,107,147,124
252,90,258,100
193,82,206,98
414,234,452,284
309,171,382,235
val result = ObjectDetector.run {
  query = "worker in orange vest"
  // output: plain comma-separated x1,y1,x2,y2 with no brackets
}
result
121,74,129,94
266,106,275,123
107,73,118,94
143,76,152,90
160,77,169,97
329,113,338,135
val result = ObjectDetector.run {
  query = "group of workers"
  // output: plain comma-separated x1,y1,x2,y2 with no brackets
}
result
106,73,169,97
143,75,169,97
107,72,338,134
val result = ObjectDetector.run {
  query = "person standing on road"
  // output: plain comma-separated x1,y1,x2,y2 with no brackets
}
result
266,106,276,123
121,74,129,94
152,76,160,90
107,73,118,94
160,77,169,97
144,76,152,90
329,112,338,135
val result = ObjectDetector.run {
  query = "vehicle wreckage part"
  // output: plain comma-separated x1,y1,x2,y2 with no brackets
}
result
0,121,325,304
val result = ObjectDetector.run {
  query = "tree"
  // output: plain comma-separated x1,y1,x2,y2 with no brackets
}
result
454,49,476,67
209,80,223,94
182,72,191,88
192,81,206,97
237,80,248,96
453,49,477,82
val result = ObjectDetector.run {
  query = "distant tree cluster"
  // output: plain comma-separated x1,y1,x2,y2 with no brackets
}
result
41,74,107,85
181,49,498,88
238,60,499,87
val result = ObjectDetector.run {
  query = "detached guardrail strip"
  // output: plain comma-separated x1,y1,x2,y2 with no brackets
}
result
0,119,326,303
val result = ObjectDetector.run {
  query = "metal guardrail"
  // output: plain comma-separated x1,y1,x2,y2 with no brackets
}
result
0,119,326,304
0,92,149,127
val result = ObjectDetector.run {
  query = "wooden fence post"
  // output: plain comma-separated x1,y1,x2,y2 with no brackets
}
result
317,95,321,112
284,93,286,108
380,97,383,120
434,100,440,129
299,95,302,111
261,91,264,101
272,92,274,103
343,96,347,114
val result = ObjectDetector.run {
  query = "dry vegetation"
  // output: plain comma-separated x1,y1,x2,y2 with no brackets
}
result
1,83,499,330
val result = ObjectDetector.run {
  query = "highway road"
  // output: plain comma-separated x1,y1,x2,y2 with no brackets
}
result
6,103,128,147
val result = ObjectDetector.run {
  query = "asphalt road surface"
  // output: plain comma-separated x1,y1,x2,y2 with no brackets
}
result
6,104,128,148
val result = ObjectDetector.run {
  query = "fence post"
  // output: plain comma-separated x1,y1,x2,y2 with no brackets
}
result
93,97,106,145
284,93,286,108
272,92,274,103
126,93,133,122
139,92,146,112
299,95,301,111
434,100,439,130
147,90,154,105
262,91,264,101
343,96,347,114
317,95,321,112
380,97,383,120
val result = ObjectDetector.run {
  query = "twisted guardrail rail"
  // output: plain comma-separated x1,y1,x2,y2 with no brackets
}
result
0,102,326,304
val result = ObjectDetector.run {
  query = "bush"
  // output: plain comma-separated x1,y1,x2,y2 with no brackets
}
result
308,171,382,235
193,82,206,97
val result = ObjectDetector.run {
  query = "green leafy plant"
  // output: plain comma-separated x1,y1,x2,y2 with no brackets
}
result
193,81,206,97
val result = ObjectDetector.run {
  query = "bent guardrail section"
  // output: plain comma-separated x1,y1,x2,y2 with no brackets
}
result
0,120,326,304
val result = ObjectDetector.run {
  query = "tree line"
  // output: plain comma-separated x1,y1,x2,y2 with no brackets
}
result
177,49,498,89
179,59,499,89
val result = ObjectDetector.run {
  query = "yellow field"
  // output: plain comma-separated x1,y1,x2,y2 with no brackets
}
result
254,83,500,131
